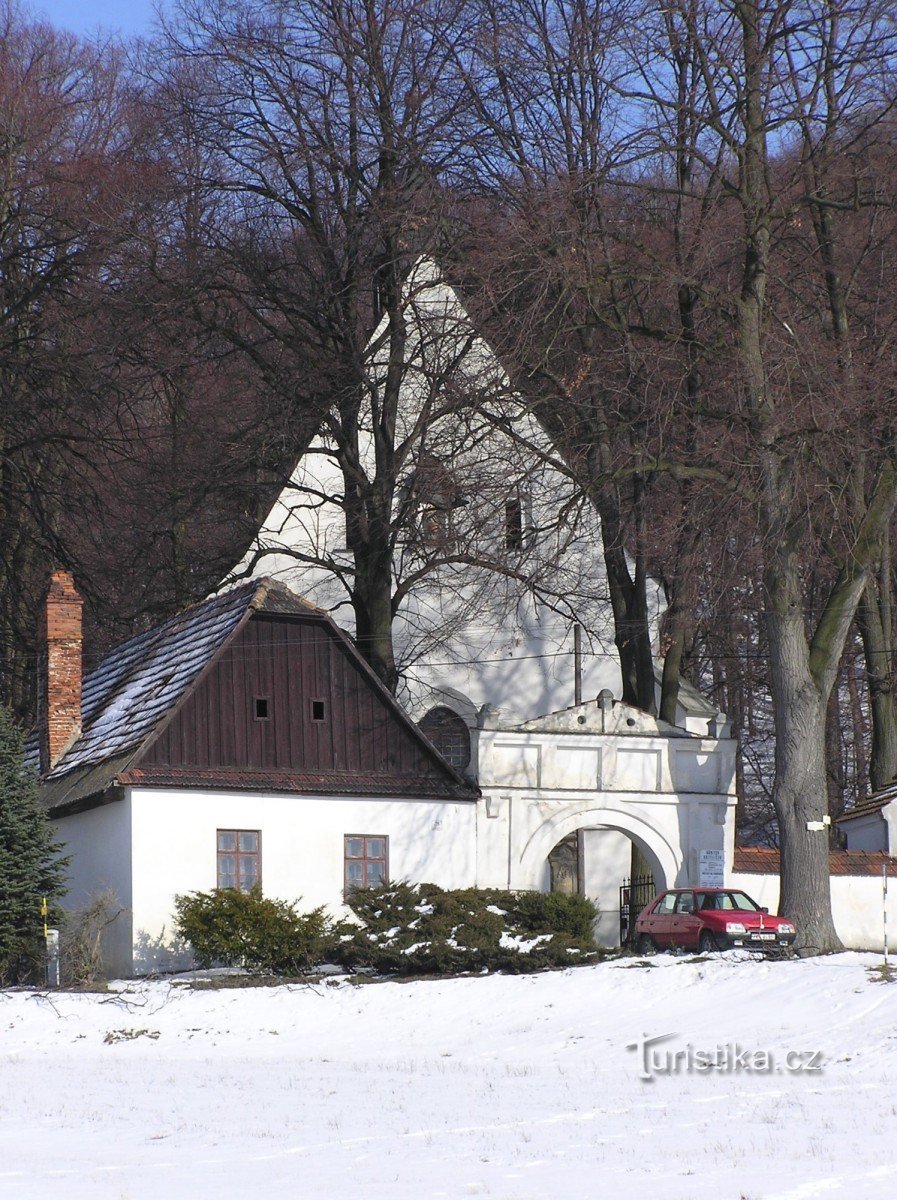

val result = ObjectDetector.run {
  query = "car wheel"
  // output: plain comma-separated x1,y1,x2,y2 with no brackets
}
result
698,930,717,954
636,934,656,956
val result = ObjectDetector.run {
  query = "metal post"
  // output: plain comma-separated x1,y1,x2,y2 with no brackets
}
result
46,929,60,988
573,623,582,706
884,863,889,968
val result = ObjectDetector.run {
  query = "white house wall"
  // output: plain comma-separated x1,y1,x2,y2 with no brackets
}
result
53,797,134,978
127,787,478,974
840,813,888,852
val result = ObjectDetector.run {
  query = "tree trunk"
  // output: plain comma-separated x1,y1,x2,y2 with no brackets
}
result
352,564,398,692
735,0,843,952
856,574,897,792
765,562,842,952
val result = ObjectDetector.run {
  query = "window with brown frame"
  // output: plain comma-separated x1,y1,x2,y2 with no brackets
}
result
344,835,388,891
217,829,261,892
418,706,471,770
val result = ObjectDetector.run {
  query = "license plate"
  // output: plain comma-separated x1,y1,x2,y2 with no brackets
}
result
753,932,775,941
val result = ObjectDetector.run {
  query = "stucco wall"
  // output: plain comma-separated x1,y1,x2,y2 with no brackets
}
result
53,797,133,978
127,788,478,974
729,871,896,952
841,813,888,852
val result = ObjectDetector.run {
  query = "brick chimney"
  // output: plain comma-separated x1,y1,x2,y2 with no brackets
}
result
38,570,83,773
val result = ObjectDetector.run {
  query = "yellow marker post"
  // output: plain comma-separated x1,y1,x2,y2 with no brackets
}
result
40,896,48,938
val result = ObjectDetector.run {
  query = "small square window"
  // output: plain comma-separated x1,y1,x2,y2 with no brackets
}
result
254,697,269,720
311,699,326,722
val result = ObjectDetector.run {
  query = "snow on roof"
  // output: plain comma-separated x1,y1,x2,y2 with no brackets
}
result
29,579,319,783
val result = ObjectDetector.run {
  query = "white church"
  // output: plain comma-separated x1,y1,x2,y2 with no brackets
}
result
35,260,738,975
226,259,738,947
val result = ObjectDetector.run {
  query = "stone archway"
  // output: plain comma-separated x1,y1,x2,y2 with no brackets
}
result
516,804,681,894
514,804,682,946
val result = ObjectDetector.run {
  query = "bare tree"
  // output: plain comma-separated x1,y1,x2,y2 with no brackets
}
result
453,0,668,713
159,0,494,688
624,0,897,950
0,5,130,716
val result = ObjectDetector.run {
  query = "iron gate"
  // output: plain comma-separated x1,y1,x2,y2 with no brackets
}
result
619,874,656,947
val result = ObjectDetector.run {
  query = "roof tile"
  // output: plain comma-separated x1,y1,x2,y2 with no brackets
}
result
734,846,897,877
28,582,266,779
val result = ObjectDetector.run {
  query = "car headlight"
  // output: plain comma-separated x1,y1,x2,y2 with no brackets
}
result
725,922,746,934
777,923,795,934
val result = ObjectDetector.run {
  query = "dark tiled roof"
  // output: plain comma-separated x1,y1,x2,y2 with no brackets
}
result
734,846,897,877
34,577,476,812
118,765,475,801
837,789,897,823
29,581,299,782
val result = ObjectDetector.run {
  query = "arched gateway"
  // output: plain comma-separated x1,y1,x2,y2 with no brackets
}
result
516,804,680,892
469,695,738,948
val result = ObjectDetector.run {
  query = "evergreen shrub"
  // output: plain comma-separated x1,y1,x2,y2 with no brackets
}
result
174,886,345,974
0,706,67,984
174,881,600,978
336,881,600,975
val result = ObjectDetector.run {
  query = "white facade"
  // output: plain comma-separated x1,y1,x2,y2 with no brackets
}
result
230,259,667,725
56,787,479,977
839,793,897,854
470,697,737,946
53,689,738,975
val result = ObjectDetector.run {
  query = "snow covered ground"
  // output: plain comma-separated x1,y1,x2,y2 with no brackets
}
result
2,952,895,1200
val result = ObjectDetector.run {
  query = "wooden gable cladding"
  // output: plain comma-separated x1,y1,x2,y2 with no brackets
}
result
138,612,465,792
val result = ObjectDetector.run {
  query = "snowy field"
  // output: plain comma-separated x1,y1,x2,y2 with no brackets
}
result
2,952,896,1200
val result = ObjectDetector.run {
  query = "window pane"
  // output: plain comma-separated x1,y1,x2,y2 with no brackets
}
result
218,849,236,889
366,861,385,886
418,707,470,769
239,832,258,853
345,837,364,858
366,838,385,859
217,831,237,852
346,861,363,885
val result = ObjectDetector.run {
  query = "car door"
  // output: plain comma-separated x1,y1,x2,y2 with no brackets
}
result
670,891,701,950
645,892,677,948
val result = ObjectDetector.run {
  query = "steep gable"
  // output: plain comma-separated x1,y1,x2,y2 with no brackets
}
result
132,607,476,798
36,579,475,813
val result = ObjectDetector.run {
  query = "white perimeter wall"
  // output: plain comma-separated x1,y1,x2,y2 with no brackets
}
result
730,871,896,952
128,788,478,974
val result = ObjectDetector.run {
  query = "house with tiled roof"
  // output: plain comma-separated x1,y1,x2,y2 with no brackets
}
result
35,568,741,974
836,787,897,854
33,572,478,975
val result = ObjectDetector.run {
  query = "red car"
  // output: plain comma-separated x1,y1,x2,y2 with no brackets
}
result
635,887,796,953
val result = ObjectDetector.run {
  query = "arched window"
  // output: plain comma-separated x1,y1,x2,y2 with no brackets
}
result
419,706,471,771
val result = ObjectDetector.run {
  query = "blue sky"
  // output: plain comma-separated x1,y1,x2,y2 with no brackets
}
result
32,0,168,38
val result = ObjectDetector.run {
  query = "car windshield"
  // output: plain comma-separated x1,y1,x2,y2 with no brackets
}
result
697,891,762,911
